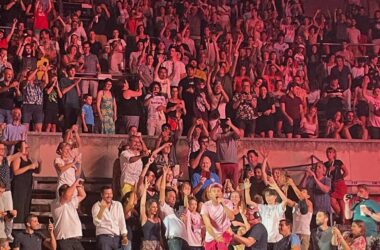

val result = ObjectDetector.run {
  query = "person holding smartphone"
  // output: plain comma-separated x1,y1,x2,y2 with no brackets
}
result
191,155,220,200
13,214,56,250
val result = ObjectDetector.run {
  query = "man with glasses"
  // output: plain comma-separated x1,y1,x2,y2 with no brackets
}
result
189,135,221,181
80,41,100,98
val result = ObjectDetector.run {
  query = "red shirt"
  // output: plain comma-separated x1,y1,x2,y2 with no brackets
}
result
34,11,49,30
0,38,8,49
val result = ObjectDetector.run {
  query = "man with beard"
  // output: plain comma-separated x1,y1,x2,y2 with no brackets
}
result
91,186,128,250
310,211,337,250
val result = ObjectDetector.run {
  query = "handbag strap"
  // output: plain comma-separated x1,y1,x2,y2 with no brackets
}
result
215,94,222,110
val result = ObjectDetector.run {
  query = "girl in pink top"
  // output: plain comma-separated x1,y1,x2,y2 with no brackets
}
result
183,195,203,249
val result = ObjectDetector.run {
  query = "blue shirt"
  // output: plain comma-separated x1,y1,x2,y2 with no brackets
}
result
82,104,94,125
191,171,220,199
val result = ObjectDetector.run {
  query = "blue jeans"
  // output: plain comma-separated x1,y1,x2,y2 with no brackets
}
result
96,235,121,250
120,241,131,250
0,108,12,124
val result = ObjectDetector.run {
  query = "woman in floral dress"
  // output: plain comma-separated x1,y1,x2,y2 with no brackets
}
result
97,79,117,134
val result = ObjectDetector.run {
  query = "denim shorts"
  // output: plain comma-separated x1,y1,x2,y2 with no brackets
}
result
22,104,44,124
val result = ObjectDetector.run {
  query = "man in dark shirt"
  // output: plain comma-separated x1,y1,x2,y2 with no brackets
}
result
13,214,56,250
280,82,303,138
189,135,221,181
330,56,352,111
233,210,268,250
1,0,26,25
369,10,380,55
355,7,369,36
59,65,81,131
0,68,21,124
89,4,110,46
343,111,368,139
323,78,344,119
310,211,337,250
17,43,37,72
179,65,201,134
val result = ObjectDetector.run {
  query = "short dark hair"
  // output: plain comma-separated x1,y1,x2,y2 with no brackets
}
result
83,94,92,100
316,210,329,218
101,186,112,194
82,41,90,47
247,149,258,157
198,135,209,143
280,219,292,228
165,187,177,196
66,65,76,72
263,188,278,196
25,214,38,225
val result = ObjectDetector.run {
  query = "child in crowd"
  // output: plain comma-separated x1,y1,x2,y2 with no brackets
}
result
81,94,95,133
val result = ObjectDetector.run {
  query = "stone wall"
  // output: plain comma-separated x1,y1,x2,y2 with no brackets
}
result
27,133,380,183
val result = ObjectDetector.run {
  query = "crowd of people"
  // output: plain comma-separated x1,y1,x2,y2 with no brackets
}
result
0,118,380,250
0,0,379,249
0,0,379,139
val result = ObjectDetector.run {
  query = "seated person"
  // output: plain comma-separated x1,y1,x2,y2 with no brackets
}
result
343,111,368,139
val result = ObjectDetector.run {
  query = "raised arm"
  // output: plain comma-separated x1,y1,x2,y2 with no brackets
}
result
159,166,169,206
61,178,85,204
267,176,288,209
243,179,257,207
5,19,17,43
139,177,149,225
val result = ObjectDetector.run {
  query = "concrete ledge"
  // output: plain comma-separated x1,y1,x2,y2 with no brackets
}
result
26,133,380,181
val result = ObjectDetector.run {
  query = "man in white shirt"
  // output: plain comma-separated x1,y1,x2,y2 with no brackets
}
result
119,135,148,196
91,186,128,250
161,46,186,87
244,174,288,250
159,166,188,250
143,82,167,136
51,178,86,250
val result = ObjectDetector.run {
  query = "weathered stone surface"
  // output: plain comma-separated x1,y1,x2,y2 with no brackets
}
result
27,133,380,182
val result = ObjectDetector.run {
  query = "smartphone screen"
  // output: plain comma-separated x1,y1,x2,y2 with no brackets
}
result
201,170,210,179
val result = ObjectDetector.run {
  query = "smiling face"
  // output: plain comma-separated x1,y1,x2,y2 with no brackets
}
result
200,156,211,171
165,190,176,207
148,201,158,216
101,188,113,204
230,191,240,206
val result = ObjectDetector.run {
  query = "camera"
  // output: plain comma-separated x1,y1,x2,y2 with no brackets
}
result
346,194,354,199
